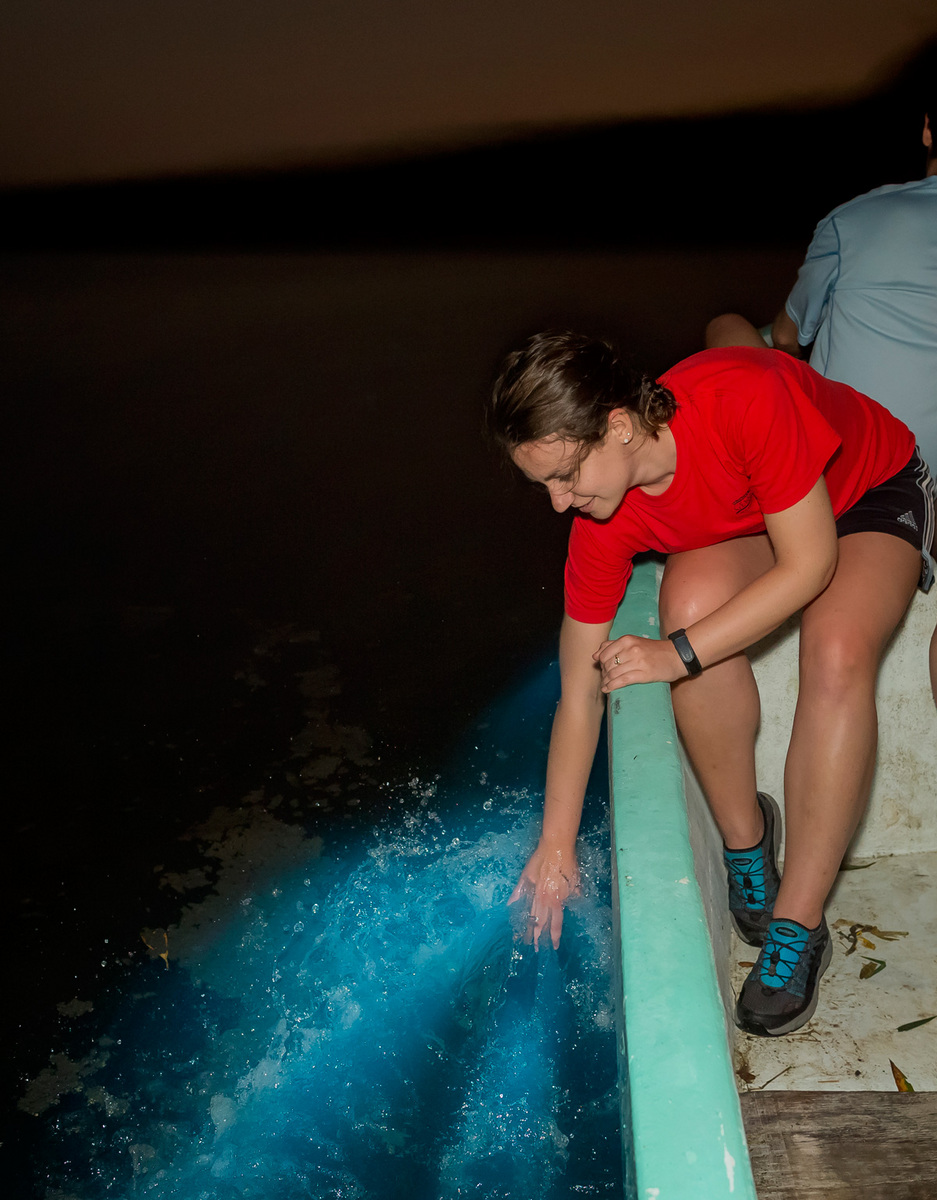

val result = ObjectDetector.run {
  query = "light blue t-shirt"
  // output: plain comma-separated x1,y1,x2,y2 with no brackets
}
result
786,176,937,474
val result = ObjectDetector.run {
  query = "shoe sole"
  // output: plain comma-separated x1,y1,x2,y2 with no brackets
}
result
739,933,833,1037
729,792,782,947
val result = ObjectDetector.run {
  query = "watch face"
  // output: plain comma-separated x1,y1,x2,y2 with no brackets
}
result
669,630,700,674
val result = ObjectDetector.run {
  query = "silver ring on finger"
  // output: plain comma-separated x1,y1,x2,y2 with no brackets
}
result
614,654,621,665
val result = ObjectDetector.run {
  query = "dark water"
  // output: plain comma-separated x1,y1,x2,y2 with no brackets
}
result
12,650,621,1198
3,250,796,1196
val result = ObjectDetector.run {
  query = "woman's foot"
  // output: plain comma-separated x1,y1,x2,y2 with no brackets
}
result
735,916,832,1036
724,792,782,946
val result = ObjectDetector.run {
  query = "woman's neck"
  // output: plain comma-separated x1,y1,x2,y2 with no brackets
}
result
634,426,677,495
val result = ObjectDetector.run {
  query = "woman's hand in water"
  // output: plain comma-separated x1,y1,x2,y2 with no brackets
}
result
594,634,685,691
508,839,581,950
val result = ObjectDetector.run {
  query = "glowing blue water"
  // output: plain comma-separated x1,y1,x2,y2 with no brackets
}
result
24,661,622,1198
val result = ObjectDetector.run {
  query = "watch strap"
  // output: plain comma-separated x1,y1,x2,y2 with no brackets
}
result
667,628,703,676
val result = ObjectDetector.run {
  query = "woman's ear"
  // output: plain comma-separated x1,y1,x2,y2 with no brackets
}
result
608,408,634,445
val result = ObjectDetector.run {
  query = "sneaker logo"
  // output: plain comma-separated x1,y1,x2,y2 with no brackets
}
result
897,510,919,531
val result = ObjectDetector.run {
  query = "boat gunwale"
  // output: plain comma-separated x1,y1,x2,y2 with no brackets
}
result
608,554,756,1200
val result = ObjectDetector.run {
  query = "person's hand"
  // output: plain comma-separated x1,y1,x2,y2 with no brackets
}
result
508,839,581,950
594,634,685,691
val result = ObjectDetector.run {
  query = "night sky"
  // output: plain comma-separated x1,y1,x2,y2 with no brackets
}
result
3,0,937,187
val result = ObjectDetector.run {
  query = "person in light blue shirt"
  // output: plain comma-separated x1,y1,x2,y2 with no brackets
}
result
772,117,937,476
772,108,937,707
709,107,937,708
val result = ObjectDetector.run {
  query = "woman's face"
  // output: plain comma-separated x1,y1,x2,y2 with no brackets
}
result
512,427,633,521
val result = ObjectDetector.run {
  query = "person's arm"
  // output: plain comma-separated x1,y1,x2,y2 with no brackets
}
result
509,613,611,948
596,478,838,687
770,307,803,358
704,313,772,350
776,211,840,357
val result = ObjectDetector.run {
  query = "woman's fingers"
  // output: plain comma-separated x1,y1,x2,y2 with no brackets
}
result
508,844,581,948
594,635,640,689
527,901,545,949
546,903,564,950
593,635,682,690
527,896,562,951
511,888,563,949
594,636,632,671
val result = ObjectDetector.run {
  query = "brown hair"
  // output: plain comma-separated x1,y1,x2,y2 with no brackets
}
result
487,330,676,459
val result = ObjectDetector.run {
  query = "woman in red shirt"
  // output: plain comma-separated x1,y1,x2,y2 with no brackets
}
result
489,330,935,1037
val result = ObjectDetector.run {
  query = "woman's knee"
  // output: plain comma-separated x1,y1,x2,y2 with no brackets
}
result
659,571,725,632
661,540,773,633
661,558,750,632
798,627,882,700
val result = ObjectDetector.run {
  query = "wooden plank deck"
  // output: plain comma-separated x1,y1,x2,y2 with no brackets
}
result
741,1091,937,1199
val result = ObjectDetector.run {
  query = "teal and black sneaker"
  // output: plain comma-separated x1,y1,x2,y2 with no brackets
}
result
735,916,833,1037
724,792,781,947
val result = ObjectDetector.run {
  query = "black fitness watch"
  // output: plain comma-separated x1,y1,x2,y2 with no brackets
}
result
667,628,703,676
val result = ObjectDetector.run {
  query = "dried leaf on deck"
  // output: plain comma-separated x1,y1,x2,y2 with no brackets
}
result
735,1058,756,1084
897,1016,936,1032
839,859,877,871
859,956,886,979
865,926,908,941
890,1060,915,1092
833,920,864,955
833,921,907,956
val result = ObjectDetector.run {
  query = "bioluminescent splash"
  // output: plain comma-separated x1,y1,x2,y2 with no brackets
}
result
19,656,622,1198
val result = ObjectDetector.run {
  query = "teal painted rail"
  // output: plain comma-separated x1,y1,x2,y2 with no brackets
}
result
608,556,756,1200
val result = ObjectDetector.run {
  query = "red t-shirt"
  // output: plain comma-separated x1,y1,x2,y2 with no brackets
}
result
564,347,915,623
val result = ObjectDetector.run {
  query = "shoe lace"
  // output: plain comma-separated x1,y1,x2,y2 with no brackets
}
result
725,848,767,908
758,925,808,990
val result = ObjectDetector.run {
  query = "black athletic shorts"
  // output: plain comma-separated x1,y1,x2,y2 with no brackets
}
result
835,446,936,592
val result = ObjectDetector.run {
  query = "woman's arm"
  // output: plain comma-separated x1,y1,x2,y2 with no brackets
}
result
509,613,612,948
597,478,838,688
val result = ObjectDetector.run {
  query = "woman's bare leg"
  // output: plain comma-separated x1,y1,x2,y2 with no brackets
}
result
930,620,937,709
775,532,920,928
659,535,776,848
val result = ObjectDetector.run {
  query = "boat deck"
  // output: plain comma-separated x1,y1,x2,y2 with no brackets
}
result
741,1090,937,1199
731,849,937,1093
